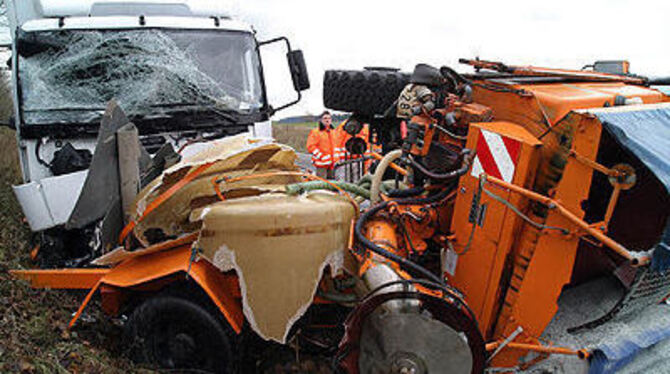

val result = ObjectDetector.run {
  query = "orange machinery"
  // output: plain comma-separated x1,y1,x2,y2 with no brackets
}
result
337,60,670,372
12,60,670,373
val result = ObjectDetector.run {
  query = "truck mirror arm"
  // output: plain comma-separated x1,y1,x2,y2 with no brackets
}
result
258,36,310,115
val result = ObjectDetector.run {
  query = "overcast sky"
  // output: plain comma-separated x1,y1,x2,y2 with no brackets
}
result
234,0,670,119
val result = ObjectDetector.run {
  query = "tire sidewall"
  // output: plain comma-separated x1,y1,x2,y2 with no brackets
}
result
125,295,233,373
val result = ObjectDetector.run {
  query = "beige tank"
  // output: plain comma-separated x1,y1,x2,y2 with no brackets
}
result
195,192,355,343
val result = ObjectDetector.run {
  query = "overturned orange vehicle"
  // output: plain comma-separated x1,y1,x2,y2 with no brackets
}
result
14,59,670,373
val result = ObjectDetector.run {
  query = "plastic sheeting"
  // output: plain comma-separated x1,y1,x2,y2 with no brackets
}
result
588,304,670,374
19,29,263,125
587,104,670,272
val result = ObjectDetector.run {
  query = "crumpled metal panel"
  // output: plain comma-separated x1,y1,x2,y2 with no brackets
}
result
66,100,130,229
128,134,299,246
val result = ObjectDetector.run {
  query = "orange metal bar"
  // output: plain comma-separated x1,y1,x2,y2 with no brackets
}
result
68,280,102,329
568,150,620,177
482,174,650,266
10,268,110,289
486,341,589,360
460,58,646,85
370,152,408,176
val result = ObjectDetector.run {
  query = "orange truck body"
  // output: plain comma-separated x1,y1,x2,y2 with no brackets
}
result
448,79,669,365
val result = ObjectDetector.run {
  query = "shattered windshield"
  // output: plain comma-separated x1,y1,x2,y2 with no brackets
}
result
18,29,265,125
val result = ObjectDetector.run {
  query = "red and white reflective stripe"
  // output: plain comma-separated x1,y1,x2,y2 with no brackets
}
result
470,129,521,183
334,147,347,159
314,160,332,167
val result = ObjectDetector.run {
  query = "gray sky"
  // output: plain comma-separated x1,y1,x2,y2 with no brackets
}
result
235,0,670,118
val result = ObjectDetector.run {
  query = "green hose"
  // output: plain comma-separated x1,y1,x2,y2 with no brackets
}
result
357,174,372,186
286,180,371,199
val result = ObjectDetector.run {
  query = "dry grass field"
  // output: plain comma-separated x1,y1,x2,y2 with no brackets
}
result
271,122,316,153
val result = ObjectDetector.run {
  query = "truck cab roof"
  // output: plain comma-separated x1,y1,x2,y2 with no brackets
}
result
7,0,244,35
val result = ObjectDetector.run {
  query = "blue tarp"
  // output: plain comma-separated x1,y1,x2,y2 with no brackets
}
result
594,105,670,191
586,105,670,374
588,305,670,374
590,105,670,272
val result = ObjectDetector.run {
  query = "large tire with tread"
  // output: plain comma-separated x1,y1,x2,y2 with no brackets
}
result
323,69,410,116
125,295,234,373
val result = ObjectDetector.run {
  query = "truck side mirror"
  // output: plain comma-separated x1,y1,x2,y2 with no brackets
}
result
259,37,310,114
287,50,310,91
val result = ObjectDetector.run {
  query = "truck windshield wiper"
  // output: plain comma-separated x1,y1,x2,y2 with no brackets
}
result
24,107,107,112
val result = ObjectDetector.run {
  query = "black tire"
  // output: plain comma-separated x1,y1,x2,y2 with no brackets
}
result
323,69,410,116
125,295,234,373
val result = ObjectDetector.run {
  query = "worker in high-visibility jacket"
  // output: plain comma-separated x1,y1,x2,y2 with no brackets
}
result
306,111,336,179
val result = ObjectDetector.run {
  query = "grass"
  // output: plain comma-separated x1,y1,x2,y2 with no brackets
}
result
272,122,316,153
0,128,147,373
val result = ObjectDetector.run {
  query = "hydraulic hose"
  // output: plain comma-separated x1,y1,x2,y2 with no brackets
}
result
408,149,474,181
370,150,403,204
286,180,371,200
384,186,425,198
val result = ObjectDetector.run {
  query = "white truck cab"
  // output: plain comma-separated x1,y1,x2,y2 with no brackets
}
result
5,0,309,265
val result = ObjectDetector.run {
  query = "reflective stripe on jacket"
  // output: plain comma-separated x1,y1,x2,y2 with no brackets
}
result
306,126,335,169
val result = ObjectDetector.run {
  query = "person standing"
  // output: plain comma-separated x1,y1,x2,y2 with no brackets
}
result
306,111,336,179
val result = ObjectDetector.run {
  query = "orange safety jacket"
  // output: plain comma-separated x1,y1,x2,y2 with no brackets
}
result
306,125,336,169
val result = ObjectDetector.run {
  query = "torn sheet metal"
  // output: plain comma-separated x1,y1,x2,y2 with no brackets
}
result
92,232,200,267
129,134,300,246
66,100,131,229
195,192,355,343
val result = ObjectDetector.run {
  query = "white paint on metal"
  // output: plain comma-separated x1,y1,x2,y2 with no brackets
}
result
470,153,484,179
480,129,516,183
13,170,88,231
7,0,236,33
21,16,252,33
